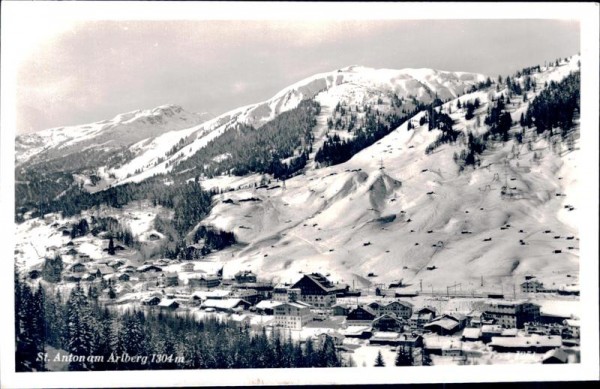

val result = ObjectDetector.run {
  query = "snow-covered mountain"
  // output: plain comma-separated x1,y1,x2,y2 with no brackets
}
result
188,56,580,291
96,66,487,186
15,56,581,293
15,104,213,167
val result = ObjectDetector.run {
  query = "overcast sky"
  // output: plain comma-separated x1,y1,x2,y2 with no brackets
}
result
16,19,579,134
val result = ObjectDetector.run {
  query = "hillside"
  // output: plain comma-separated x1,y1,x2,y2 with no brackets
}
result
14,56,580,294
185,56,581,291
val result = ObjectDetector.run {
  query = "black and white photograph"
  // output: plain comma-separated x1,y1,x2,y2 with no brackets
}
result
1,1,598,387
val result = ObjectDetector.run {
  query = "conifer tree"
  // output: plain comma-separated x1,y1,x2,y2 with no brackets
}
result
395,345,413,366
374,350,386,366
108,237,115,255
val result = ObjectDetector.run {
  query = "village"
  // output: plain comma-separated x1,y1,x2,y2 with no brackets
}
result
20,221,581,367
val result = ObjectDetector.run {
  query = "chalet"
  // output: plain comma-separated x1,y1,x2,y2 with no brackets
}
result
137,264,163,273
369,331,405,346
63,273,82,282
465,310,492,328
291,273,338,308
332,304,350,316
188,275,221,289
117,273,130,282
372,314,405,332
397,333,423,348
408,307,436,330
122,265,136,273
272,284,291,302
193,262,224,278
368,300,413,319
388,280,404,288
233,289,260,305
461,327,482,342
230,313,252,325
273,301,313,330
158,299,180,310
423,335,463,357
557,284,579,296
235,270,257,284
180,262,195,272
66,241,75,247
232,282,274,299
95,265,115,277
340,326,372,339
483,300,540,328
142,296,161,306
542,348,569,364
423,314,466,336
66,248,79,256
480,325,504,343
192,290,232,303
255,300,282,315
346,306,377,326
108,259,125,269
69,262,86,273
521,279,544,293
317,332,345,347
563,319,580,339
539,311,571,325
489,334,562,353
160,272,179,287
81,273,96,282
202,298,251,313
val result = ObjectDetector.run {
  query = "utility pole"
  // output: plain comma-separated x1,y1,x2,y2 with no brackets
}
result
420,279,423,292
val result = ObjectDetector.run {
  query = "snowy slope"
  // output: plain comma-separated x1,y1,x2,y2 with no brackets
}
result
15,104,212,166
193,56,580,292
14,57,580,295
107,66,486,186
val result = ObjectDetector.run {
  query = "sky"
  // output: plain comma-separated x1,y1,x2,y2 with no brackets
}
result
16,19,580,134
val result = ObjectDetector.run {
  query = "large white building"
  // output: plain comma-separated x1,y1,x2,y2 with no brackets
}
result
274,301,313,330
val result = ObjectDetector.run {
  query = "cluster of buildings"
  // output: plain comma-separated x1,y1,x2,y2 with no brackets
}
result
30,234,580,365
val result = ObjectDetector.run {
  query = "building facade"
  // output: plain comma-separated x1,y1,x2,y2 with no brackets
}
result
274,301,313,330
483,301,541,328
291,273,338,308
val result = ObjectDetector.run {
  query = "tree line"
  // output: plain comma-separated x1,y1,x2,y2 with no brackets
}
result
15,280,347,371
173,99,321,181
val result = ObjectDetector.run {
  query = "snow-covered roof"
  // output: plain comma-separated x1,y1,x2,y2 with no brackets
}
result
255,300,283,310
481,325,503,333
564,319,580,327
278,301,312,309
202,298,249,310
462,328,482,340
423,335,463,350
501,328,519,337
158,298,179,307
543,348,568,363
340,326,371,336
192,290,232,300
424,318,459,331
490,335,562,349
370,331,401,340
191,262,224,274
